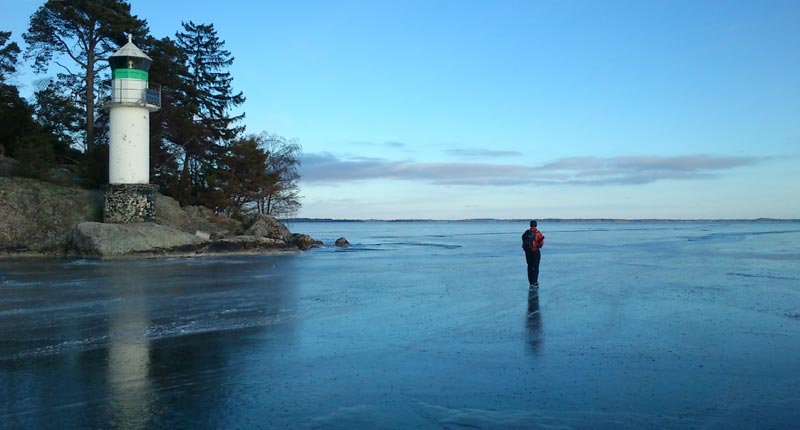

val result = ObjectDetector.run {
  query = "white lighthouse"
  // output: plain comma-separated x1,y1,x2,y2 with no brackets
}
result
103,35,161,223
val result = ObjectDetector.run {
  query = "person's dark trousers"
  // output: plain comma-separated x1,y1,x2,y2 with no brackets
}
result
525,250,541,284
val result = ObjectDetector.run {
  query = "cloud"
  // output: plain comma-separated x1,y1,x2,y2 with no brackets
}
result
444,149,524,158
349,140,408,149
537,155,760,185
300,153,761,186
301,152,531,185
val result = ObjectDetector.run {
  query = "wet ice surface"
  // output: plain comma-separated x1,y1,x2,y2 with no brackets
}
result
1,221,799,429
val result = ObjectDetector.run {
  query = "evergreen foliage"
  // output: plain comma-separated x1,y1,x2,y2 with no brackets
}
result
34,77,84,162
175,21,245,143
142,36,194,198
0,31,20,83
23,0,148,154
5,4,303,216
0,31,57,176
174,21,246,206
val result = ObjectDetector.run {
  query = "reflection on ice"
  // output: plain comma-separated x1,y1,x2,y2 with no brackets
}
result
103,264,152,430
526,289,543,354
108,301,151,429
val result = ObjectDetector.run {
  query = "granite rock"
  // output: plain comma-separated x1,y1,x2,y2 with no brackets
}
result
69,222,204,258
0,177,102,255
204,235,298,254
154,194,232,238
244,214,293,241
292,233,324,250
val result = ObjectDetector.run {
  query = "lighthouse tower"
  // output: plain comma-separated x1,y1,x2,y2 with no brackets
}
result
103,35,161,223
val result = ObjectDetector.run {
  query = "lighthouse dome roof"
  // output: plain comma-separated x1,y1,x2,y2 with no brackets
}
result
111,35,152,61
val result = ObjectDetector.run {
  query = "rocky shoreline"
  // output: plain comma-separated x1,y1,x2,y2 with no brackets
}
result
0,176,322,259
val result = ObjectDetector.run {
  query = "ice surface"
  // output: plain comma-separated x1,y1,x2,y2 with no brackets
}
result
1,221,799,429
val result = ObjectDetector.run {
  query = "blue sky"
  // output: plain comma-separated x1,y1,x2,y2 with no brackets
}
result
4,0,799,219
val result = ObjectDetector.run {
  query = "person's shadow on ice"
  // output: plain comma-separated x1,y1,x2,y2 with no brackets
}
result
527,289,543,354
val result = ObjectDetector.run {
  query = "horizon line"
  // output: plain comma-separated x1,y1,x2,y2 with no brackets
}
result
283,217,800,223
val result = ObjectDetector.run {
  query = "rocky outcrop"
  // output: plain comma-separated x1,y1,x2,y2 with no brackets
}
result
69,222,203,258
68,224,307,259
0,176,321,258
0,156,17,177
0,177,102,255
244,214,293,241
205,235,298,254
241,215,322,251
292,233,324,250
154,194,232,238
335,237,351,247
185,205,242,236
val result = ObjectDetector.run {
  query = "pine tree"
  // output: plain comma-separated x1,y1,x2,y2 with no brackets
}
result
141,36,195,198
0,31,20,84
23,0,148,154
174,21,245,204
0,31,58,177
33,76,85,162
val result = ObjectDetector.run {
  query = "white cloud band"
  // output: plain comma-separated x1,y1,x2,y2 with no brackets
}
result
300,153,760,186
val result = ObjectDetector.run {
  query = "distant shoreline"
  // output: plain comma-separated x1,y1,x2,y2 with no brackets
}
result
285,218,800,223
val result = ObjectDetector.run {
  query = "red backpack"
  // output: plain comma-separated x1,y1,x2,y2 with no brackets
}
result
531,230,544,251
522,229,545,251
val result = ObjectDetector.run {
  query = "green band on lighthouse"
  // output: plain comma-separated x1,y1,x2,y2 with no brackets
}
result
113,69,149,80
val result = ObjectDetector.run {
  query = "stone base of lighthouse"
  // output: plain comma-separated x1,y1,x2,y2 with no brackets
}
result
103,184,159,223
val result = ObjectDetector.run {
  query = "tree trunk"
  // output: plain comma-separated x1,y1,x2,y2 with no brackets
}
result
85,26,96,153
85,69,94,153
177,151,191,204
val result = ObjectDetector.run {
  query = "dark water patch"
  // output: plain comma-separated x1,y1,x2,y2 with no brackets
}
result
0,279,42,288
2,309,295,362
727,272,798,281
384,242,462,250
550,226,690,234
748,253,800,261
689,229,800,242
747,229,800,236
332,245,387,252
0,334,112,362
144,312,290,341
413,401,700,430
63,258,104,267
0,298,122,317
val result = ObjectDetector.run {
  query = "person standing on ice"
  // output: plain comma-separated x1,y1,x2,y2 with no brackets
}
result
521,220,545,289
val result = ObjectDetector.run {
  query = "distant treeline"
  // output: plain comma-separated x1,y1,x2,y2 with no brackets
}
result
285,218,800,223
0,1,301,218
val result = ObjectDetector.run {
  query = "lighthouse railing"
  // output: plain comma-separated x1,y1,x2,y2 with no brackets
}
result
101,82,161,109
145,85,161,106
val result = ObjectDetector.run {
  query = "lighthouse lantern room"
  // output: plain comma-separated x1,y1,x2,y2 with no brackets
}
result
103,35,162,223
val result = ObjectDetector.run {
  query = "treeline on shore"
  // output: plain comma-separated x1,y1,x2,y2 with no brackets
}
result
1,0,301,219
